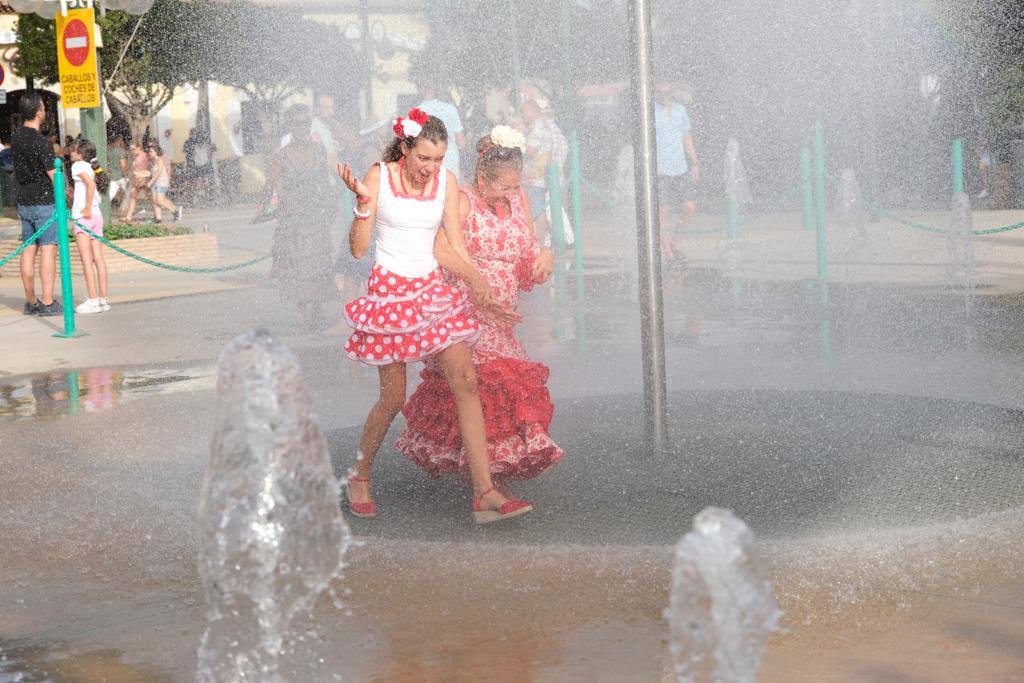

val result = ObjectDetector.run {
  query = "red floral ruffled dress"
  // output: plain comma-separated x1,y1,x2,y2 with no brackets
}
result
343,162,479,365
396,187,564,480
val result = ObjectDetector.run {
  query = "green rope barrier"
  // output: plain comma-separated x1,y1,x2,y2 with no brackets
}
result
72,220,270,273
0,217,56,268
825,170,1024,236
581,178,617,209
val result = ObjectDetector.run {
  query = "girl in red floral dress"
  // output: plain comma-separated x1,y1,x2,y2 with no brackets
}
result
396,126,564,493
338,111,531,524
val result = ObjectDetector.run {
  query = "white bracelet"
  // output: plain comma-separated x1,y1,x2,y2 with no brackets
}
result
353,206,371,219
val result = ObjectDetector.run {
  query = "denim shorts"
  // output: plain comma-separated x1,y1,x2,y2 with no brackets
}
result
19,204,58,246
153,185,170,195
525,185,547,219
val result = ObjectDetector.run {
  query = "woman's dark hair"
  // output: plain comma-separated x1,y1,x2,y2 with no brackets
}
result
283,103,312,139
474,134,524,181
383,114,448,163
71,138,110,193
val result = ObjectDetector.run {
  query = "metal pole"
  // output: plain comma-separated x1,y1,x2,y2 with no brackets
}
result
627,0,668,455
359,0,373,115
53,158,77,339
547,162,567,341
801,147,814,231
813,123,831,360
508,0,522,105
951,137,965,195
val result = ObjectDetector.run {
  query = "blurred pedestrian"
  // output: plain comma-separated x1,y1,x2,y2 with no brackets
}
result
416,74,466,180
68,138,110,314
13,92,61,317
267,104,337,329
975,132,992,200
397,125,562,489
122,141,151,222
192,133,216,204
106,134,129,208
146,144,182,223
654,80,700,260
280,93,339,173
520,99,569,246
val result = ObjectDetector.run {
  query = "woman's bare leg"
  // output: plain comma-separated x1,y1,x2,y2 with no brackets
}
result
348,362,407,504
74,232,98,299
91,240,108,299
436,342,511,509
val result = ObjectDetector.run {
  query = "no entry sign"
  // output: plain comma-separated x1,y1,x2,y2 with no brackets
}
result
62,19,90,67
55,8,100,109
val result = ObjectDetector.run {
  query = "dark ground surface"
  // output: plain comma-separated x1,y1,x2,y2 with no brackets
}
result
330,389,1024,545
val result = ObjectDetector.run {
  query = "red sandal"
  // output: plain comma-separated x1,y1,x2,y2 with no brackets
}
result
345,475,378,519
472,486,532,525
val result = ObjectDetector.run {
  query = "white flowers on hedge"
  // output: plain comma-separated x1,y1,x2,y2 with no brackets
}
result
490,125,526,153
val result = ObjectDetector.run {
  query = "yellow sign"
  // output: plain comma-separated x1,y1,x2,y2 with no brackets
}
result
55,8,101,109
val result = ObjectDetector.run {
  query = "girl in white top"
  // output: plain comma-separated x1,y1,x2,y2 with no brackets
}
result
69,139,110,314
338,108,533,524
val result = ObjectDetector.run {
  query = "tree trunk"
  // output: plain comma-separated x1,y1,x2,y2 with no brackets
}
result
107,95,153,147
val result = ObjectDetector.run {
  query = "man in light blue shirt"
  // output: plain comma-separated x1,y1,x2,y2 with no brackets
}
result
417,77,466,180
654,81,700,262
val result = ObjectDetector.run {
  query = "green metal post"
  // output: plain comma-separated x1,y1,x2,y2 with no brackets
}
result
801,146,814,231
726,196,739,240
951,137,965,195
813,122,828,303
547,162,567,340
53,158,77,338
569,130,584,275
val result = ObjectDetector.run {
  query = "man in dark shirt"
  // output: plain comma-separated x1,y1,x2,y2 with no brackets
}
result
13,92,60,316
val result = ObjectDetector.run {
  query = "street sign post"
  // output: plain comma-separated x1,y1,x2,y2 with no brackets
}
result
55,7,101,109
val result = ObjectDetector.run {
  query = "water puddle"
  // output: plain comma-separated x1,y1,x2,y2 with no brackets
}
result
0,365,214,419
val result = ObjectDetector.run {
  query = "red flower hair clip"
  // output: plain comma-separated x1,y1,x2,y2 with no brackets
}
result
407,108,429,126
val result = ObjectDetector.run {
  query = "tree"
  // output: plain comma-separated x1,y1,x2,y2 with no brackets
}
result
13,0,362,146
204,1,364,149
15,0,207,143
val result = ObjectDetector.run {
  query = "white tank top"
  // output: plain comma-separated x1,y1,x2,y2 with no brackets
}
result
373,161,446,279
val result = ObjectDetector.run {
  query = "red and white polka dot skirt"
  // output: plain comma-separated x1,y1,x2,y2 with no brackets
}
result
343,263,480,366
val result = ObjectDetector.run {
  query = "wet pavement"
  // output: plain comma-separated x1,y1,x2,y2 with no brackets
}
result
2,256,1024,681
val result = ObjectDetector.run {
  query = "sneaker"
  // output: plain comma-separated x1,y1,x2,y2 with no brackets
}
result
75,298,103,315
174,207,183,222
99,298,111,312
37,299,63,317
23,300,40,315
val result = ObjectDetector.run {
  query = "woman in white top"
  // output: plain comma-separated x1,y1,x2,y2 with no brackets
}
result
68,138,110,314
338,108,532,524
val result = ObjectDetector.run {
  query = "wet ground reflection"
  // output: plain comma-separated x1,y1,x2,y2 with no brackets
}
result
0,367,212,420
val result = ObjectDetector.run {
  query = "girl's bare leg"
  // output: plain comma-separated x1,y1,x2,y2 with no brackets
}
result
151,192,163,221
124,188,138,222
348,362,407,504
91,240,108,299
74,232,98,299
437,342,510,509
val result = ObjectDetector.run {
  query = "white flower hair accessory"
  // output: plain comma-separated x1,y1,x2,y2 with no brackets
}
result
489,125,526,152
